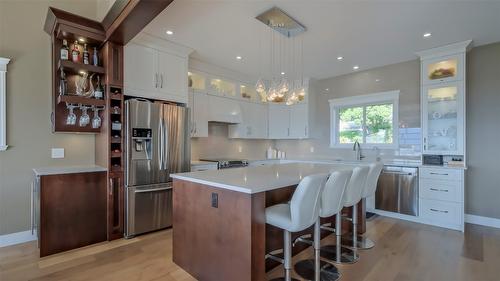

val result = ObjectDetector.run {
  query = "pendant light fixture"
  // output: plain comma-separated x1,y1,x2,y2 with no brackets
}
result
255,7,307,105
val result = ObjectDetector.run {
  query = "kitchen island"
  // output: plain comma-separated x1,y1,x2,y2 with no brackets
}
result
171,163,365,281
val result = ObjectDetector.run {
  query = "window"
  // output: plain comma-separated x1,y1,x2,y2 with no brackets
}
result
0,57,10,151
330,90,399,148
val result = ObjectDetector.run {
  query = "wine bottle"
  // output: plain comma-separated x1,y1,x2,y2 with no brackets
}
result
94,76,104,100
60,39,69,61
93,47,99,66
59,69,67,96
83,44,90,65
71,41,80,63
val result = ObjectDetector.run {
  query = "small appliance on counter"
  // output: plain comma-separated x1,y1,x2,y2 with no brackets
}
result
199,158,249,169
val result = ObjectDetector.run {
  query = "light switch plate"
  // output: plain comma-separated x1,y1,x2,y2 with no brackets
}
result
51,148,65,159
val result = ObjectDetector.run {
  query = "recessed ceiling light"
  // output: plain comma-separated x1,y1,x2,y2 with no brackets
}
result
325,88,329,91
337,56,343,61
78,38,86,43
166,30,174,35
236,56,242,60
375,79,381,82
281,72,285,75
423,32,432,38
353,65,359,70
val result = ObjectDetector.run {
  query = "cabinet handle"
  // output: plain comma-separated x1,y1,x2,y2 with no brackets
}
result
430,172,449,176
430,208,448,214
160,74,164,88
154,73,158,88
430,188,449,192
109,178,113,196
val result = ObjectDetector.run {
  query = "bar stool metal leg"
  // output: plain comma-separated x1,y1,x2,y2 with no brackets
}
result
294,221,341,281
320,206,359,264
270,230,299,281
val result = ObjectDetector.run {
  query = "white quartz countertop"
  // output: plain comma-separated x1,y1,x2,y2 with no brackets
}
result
171,163,355,194
33,165,107,176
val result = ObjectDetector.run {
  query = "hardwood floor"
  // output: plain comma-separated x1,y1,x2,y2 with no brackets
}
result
1,216,499,281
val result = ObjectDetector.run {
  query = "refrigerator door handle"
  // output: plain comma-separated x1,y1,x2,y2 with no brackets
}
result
158,117,164,170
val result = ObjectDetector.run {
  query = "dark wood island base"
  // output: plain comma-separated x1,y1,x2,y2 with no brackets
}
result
172,179,365,281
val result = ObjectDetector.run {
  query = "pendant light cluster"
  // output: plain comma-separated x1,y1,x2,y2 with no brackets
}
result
255,7,307,105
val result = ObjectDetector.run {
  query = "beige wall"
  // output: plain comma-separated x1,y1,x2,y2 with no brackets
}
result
191,123,273,160
0,0,98,235
466,42,500,219
275,59,421,161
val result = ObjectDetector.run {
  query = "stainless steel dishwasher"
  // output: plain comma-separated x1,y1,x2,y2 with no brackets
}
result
375,166,419,216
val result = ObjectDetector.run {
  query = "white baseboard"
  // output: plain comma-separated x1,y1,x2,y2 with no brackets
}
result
0,230,37,248
465,214,500,229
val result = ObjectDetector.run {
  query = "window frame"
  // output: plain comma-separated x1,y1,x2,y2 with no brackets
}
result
0,57,10,152
329,90,399,149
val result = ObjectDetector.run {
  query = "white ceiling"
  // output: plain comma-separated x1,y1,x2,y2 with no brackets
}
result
143,0,500,80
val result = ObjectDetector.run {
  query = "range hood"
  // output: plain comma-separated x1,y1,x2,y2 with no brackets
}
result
207,95,243,124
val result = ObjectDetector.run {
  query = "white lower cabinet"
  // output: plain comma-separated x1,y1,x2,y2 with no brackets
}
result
418,167,464,231
228,102,268,139
188,91,208,138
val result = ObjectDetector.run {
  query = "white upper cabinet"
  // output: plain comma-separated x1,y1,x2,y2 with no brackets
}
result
228,102,268,139
289,103,308,139
158,50,188,100
268,104,291,139
268,103,309,139
124,43,158,93
124,34,192,104
188,90,209,138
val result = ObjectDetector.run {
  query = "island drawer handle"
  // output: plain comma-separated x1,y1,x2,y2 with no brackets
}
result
430,172,449,176
430,188,449,192
430,208,449,214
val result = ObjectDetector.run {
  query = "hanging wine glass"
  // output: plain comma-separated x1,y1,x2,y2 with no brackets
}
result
91,106,102,129
66,104,77,125
79,105,90,127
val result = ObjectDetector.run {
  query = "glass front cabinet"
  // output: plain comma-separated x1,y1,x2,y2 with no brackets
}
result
422,82,464,155
418,40,470,157
422,54,464,85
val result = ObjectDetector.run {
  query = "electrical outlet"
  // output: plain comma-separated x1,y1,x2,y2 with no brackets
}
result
51,148,65,159
238,146,243,153
310,146,315,153
211,193,218,208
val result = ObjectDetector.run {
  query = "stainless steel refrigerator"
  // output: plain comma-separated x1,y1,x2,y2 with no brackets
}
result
125,98,190,238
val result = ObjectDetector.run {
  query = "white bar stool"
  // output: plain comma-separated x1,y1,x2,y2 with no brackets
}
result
342,162,384,249
265,174,328,281
294,169,353,281
320,166,369,264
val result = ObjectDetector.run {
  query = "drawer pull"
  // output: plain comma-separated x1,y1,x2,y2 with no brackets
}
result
430,172,449,176
430,188,449,192
430,208,449,214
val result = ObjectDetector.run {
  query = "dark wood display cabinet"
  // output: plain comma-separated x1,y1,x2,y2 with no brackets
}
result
42,1,175,249
45,8,126,241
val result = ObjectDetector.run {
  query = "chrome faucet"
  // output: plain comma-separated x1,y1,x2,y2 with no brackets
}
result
353,140,365,161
